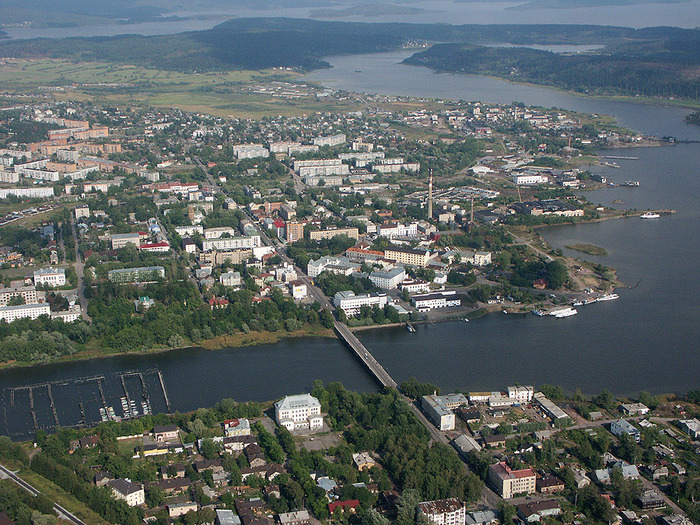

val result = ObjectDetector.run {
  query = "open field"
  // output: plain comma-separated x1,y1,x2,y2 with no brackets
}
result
0,59,365,118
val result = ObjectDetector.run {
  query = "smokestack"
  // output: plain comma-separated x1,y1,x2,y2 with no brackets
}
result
428,169,433,221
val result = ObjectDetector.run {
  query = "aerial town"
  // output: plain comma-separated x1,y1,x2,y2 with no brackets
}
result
0,94,696,525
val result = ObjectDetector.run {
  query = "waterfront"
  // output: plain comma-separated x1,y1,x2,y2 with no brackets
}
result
1,49,699,440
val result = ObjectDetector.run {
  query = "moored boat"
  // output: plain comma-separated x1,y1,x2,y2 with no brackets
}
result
640,212,660,219
597,293,619,301
549,307,578,318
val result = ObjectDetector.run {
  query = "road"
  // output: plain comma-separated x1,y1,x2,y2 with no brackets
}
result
0,463,88,525
333,321,397,388
69,219,90,322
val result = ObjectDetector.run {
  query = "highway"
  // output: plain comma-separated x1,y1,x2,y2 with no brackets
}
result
0,463,88,525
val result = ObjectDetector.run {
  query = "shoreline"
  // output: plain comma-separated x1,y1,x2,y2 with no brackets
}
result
0,326,336,373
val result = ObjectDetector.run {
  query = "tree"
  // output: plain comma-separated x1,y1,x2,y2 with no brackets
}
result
200,438,219,460
498,501,516,525
547,260,569,289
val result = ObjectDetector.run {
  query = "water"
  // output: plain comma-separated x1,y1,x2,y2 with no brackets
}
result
3,0,700,40
1,45,699,440
305,51,700,397
0,338,378,440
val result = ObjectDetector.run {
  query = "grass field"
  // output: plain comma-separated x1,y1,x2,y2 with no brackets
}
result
17,468,111,525
0,58,364,118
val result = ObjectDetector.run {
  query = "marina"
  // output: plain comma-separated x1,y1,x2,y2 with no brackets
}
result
1,369,170,439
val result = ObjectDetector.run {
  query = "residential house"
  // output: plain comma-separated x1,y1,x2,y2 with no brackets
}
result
107,479,145,507
487,462,536,498
417,498,466,525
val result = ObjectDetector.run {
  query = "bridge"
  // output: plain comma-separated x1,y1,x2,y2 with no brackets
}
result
333,321,397,389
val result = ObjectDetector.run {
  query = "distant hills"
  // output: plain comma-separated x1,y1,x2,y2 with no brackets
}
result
0,17,697,100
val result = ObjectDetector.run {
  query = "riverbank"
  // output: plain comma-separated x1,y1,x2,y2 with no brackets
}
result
0,325,336,372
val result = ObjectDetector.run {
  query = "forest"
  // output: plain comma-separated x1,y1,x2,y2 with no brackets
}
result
404,35,700,100
0,18,697,86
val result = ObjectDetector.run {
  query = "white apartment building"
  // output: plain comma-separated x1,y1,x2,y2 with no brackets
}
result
202,235,261,251
513,173,549,185
33,267,66,287
418,498,466,525
204,226,236,239
412,291,463,312
107,479,145,507
369,267,406,290
611,419,641,443
377,222,419,239
74,205,90,219
0,303,50,323
0,170,19,183
399,279,430,293
174,225,204,237
274,394,323,432
488,462,537,499
0,188,54,199
313,134,346,147
111,232,144,250
421,395,457,431
294,159,350,177
307,256,359,278
333,291,389,317
507,386,535,404
220,272,242,287
233,144,269,159
0,285,37,307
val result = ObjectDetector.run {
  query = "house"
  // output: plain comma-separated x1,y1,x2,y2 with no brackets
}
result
274,394,323,432
594,462,640,483
465,509,498,525
636,490,666,510
107,479,145,506
352,452,377,471
33,267,66,287
216,509,242,525
168,502,198,518
678,418,700,438
245,444,267,468
516,500,561,522
153,424,179,442
487,462,536,498
610,419,641,443
417,498,466,525
278,510,311,525
223,418,251,437
328,500,360,514
620,403,649,416
536,473,565,493
94,471,114,487
421,395,457,431
147,477,192,495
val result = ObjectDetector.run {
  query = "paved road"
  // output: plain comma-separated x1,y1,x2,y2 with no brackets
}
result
333,321,397,388
70,219,90,322
0,463,88,525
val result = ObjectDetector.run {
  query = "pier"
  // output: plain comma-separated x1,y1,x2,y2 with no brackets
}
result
334,321,397,389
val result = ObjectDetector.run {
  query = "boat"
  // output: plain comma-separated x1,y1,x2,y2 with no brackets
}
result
583,297,597,305
406,323,416,333
572,300,584,306
549,307,578,318
464,318,470,322
640,212,660,219
597,293,619,301
531,309,545,316
623,180,640,187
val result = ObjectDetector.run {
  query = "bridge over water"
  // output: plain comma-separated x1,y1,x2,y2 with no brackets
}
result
333,321,397,389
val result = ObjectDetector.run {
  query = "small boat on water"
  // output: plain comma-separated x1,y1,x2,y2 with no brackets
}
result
549,307,578,318
406,323,416,333
583,298,597,305
532,309,545,316
640,212,660,219
572,300,584,306
597,293,619,301
623,180,640,187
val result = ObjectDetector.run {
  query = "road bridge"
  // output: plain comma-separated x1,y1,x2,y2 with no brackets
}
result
333,321,397,389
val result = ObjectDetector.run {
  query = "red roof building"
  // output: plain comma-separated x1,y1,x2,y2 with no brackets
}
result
328,500,360,514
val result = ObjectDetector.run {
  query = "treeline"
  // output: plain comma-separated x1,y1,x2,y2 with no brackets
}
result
0,18,696,73
405,37,700,100
0,480,58,525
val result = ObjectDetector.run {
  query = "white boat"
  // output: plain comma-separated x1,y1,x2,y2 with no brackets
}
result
532,309,545,316
640,212,660,219
549,307,578,318
597,293,619,301
572,300,584,306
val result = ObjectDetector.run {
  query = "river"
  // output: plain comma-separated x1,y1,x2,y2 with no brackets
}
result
1,50,699,440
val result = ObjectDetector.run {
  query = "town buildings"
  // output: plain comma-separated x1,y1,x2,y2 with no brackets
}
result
413,291,464,312
417,498,466,525
384,246,432,267
0,303,51,323
487,462,537,498
108,266,165,283
369,267,406,290
611,419,641,442
107,479,145,507
33,267,66,287
333,291,389,317
274,394,323,432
